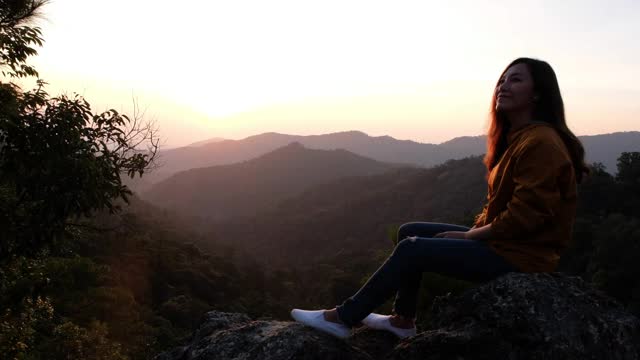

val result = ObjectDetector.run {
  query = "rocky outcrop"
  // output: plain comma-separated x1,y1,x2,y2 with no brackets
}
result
155,273,640,360
392,272,640,360
153,311,378,360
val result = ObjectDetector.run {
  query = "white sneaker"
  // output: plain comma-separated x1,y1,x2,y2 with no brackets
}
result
362,313,417,339
290,309,351,339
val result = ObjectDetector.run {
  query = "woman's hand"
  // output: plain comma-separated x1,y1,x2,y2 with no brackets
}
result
433,231,469,239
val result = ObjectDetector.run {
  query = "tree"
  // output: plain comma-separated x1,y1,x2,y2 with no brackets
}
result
616,152,640,186
0,0,160,259
615,152,640,217
0,2,162,358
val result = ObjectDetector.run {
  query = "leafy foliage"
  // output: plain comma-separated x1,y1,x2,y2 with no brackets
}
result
560,152,640,314
0,0,46,78
0,84,158,258
1,1,160,358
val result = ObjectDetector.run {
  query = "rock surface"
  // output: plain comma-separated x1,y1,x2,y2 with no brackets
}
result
155,273,640,360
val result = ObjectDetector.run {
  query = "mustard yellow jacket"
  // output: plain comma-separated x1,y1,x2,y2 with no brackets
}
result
474,122,578,272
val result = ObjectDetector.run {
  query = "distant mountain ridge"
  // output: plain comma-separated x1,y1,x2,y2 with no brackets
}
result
145,130,639,188
144,142,405,221
146,130,467,186
187,137,227,147
577,131,640,172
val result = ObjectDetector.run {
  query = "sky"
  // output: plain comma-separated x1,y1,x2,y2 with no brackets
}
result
20,0,640,147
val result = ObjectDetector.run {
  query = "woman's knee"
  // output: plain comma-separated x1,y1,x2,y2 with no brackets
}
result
393,237,418,258
397,222,422,244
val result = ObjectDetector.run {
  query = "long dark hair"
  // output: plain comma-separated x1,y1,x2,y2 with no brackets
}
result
484,57,589,183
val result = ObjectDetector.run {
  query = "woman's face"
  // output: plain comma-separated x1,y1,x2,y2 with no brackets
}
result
495,63,536,113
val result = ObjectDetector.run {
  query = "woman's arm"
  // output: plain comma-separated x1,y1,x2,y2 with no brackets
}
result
465,223,493,240
434,203,487,239
433,223,493,240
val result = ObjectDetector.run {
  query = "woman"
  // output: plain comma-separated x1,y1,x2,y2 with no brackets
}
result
291,57,589,339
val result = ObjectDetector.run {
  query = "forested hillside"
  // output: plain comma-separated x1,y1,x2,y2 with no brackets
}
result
144,142,403,220
207,156,487,267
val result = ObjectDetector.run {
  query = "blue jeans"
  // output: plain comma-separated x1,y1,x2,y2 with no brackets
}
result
336,222,519,327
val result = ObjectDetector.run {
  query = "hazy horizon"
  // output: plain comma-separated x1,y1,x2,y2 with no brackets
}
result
16,0,640,148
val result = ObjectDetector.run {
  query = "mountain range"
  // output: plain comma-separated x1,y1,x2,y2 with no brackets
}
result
143,142,405,221
143,130,640,188
142,129,640,232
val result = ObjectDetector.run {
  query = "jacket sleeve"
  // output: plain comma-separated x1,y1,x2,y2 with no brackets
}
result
490,138,570,241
